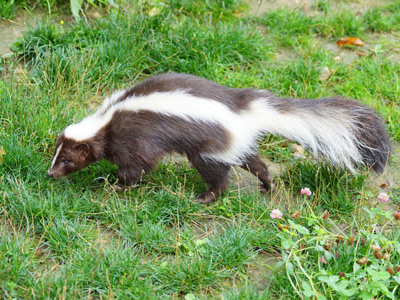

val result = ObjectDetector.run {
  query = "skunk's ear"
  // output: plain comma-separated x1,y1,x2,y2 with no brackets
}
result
74,143,90,158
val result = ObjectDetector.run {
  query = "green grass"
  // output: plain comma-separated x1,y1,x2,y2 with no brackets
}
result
1,0,400,298
257,4,400,40
279,160,368,215
11,12,270,91
0,0,109,20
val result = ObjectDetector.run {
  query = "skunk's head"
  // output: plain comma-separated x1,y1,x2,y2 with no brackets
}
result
48,133,95,178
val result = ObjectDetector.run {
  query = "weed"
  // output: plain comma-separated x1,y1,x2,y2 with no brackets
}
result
271,205,400,299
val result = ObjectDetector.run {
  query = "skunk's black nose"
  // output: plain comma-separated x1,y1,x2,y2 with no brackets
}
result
47,171,54,178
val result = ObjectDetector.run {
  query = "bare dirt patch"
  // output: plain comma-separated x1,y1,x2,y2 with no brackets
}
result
248,0,393,16
318,32,400,64
0,10,43,55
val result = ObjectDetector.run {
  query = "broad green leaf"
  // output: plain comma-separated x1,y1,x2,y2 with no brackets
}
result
286,262,294,275
195,238,207,246
354,263,361,272
385,291,395,300
302,281,316,297
367,269,390,281
282,239,291,249
316,294,327,300
318,275,340,284
288,220,310,234
360,291,374,300
336,282,357,297
71,0,84,19
368,280,389,294
185,294,196,300
324,250,333,261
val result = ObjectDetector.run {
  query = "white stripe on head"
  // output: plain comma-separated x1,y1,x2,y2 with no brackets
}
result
50,142,63,168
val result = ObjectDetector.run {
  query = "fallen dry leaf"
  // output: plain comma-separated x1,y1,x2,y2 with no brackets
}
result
337,37,365,47
0,146,5,163
319,66,331,82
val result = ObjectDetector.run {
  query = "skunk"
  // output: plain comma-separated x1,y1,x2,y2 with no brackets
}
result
48,73,390,203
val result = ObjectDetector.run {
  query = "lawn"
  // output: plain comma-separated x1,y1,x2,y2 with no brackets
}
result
1,0,400,299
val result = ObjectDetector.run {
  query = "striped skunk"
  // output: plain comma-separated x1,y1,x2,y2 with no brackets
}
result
48,73,390,203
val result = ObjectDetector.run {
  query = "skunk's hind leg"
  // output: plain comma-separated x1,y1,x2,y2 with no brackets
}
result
190,156,230,204
241,155,274,193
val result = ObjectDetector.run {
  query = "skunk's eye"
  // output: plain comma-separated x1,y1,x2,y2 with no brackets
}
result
63,160,69,165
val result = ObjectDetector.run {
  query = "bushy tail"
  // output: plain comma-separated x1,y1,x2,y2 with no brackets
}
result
259,96,390,172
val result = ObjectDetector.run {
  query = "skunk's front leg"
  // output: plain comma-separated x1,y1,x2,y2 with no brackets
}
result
114,168,139,190
115,161,153,191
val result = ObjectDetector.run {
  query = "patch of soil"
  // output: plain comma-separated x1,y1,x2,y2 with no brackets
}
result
318,32,400,64
0,10,43,55
248,0,393,16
